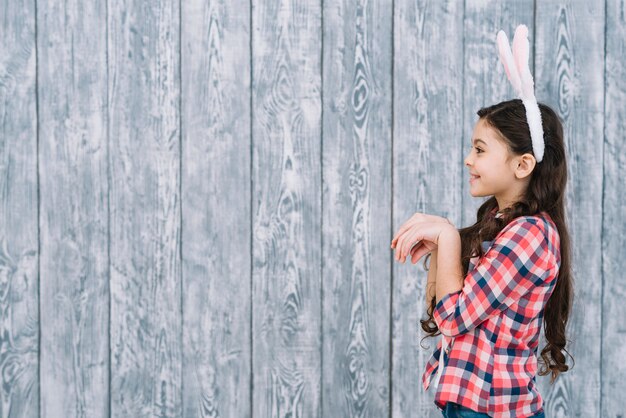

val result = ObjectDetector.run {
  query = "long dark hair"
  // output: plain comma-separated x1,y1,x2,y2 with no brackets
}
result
420,98,574,383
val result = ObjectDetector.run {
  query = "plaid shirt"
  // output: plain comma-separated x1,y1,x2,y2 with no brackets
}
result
422,210,561,417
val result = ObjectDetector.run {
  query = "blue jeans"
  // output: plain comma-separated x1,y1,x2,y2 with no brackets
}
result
440,402,546,418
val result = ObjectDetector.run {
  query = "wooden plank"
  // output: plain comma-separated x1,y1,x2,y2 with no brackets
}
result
181,0,252,416
322,0,391,416
37,1,109,417
251,1,322,416
602,2,626,416
535,1,604,416
0,0,38,416
392,1,464,416
108,1,182,416
462,0,534,226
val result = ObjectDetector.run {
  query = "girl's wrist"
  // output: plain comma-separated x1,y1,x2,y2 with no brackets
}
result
438,224,460,246
436,226,462,269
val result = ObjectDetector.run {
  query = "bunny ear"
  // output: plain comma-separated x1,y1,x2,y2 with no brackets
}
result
496,25,545,163
497,30,522,96
511,24,535,98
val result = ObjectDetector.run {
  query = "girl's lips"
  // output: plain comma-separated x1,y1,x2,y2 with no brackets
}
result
469,175,480,183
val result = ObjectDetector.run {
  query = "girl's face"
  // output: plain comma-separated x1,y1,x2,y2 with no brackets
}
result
464,118,534,210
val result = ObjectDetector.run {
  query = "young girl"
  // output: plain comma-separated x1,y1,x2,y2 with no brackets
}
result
390,27,574,418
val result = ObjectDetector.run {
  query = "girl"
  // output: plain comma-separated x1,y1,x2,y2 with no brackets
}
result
391,97,573,417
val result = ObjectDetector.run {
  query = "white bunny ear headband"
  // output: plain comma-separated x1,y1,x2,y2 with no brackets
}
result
496,24,545,163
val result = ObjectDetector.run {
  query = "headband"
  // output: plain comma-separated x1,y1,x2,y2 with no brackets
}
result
496,25,545,163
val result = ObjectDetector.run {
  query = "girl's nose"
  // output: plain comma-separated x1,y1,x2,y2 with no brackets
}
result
464,154,472,167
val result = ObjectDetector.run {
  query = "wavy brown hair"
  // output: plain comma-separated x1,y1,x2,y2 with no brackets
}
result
420,99,574,383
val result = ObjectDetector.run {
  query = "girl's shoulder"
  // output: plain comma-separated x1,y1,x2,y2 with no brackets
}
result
472,212,559,270
504,211,556,233
498,211,560,251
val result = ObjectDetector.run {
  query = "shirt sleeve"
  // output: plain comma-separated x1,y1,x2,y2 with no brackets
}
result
433,219,557,338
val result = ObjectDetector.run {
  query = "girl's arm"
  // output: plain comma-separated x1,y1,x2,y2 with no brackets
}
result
432,220,557,337
436,228,464,304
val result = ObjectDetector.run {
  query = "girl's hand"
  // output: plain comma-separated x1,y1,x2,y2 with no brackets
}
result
391,213,453,249
391,213,455,264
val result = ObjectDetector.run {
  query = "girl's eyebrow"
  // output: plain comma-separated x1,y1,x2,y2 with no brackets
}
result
472,138,488,146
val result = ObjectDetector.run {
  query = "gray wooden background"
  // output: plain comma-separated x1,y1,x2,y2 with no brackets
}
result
1,0,624,416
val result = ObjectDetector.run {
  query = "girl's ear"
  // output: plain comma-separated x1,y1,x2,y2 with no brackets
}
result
514,153,537,179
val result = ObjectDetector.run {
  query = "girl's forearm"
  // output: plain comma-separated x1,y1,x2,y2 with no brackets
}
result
435,227,464,304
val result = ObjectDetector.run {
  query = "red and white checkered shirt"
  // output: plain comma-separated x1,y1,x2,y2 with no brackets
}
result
422,210,561,417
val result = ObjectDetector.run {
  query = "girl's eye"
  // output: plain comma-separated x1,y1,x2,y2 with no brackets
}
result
475,147,483,153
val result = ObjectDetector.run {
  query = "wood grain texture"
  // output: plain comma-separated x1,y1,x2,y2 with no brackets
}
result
2,1,623,416
108,0,182,416
37,0,110,417
251,1,322,417
322,0,391,416
535,1,605,416
462,0,534,227
181,0,252,417
0,0,38,417
602,3,626,417
392,1,464,417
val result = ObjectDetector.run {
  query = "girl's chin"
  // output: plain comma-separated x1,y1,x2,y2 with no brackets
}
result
469,188,486,197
